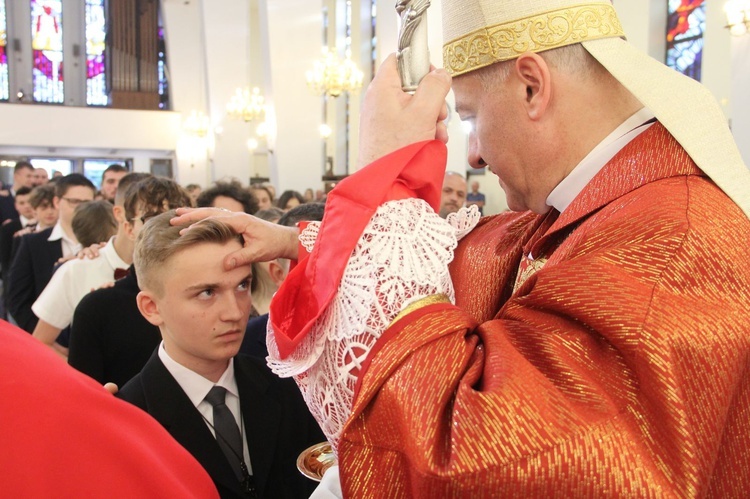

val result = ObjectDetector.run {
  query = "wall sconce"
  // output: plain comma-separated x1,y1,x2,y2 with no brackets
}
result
725,0,750,36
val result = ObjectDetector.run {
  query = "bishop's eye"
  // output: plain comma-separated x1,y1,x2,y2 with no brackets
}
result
198,288,215,299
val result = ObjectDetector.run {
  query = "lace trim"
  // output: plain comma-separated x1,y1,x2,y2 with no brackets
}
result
267,200,480,451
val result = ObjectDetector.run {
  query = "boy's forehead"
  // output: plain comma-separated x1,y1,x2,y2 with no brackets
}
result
162,240,246,276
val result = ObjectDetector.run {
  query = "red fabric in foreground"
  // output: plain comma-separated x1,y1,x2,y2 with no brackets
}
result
270,140,446,358
0,319,219,498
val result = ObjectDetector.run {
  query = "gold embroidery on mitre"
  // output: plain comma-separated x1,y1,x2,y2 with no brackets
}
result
443,3,625,77
513,256,548,293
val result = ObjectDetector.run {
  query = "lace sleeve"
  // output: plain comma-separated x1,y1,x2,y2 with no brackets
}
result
267,200,479,450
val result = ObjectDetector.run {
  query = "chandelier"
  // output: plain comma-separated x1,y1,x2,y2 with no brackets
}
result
725,0,750,36
183,110,210,137
226,87,266,122
306,47,364,98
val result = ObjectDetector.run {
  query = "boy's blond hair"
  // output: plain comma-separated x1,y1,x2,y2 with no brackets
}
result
134,210,244,296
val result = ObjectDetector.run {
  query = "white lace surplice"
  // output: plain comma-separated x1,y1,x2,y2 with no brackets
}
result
267,199,480,451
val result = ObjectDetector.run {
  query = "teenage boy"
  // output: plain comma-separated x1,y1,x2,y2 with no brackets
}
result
118,211,324,499
68,175,190,386
6,174,95,332
31,173,154,356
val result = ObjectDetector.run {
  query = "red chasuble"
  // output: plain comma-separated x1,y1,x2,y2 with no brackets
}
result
334,124,750,496
0,319,219,498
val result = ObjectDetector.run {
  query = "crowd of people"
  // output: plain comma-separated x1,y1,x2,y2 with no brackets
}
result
0,163,330,498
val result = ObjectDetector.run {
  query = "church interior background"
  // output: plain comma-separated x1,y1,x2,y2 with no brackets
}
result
0,0,747,216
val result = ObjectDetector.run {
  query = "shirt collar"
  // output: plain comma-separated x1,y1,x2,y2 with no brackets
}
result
158,341,238,409
100,236,129,270
546,107,656,213
19,215,34,227
47,221,73,244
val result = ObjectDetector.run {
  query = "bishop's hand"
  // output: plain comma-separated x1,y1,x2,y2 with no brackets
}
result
357,53,451,169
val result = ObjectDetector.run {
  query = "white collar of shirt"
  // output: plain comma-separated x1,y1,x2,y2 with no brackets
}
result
158,341,238,406
100,236,128,271
19,215,33,227
47,221,81,258
546,108,656,214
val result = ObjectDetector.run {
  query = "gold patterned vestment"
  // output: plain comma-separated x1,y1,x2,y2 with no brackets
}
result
337,124,750,497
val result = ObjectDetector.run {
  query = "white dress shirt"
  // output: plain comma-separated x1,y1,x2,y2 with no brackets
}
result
158,342,252,472
32,236,128,330
47,221,81,259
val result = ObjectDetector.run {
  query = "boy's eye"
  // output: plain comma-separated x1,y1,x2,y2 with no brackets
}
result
199,289,215,299
238,280,250,291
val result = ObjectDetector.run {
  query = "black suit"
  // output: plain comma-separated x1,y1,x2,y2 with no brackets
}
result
69,265,161,387
0,219,23,279
0,194,18,225
6,227,62,332
118,351,324,499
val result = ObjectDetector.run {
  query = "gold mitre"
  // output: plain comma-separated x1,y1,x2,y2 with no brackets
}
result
442,0,622,77
441,0,750,219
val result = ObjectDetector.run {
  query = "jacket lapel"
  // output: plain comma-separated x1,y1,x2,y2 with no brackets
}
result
139,352,245,497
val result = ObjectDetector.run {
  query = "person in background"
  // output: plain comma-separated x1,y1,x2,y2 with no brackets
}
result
0,162,35,224
100,164,129,203
303,188,314,203
465,180,485,216
6,174,95,332
253,207,284,225
185,184,203,207
250,185,274,212
261,182,276,203
71,200,118,249
276,190,305,212
438,171,467,218
198,181,258,215
0,187,36,277
27,184,58,232
0,186,36,319
33,167,49,187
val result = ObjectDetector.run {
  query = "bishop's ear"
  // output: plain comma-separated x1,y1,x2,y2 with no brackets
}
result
136,290,164,327
514,52,552,120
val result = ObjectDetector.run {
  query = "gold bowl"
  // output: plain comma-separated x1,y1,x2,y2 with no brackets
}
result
296,441,337,482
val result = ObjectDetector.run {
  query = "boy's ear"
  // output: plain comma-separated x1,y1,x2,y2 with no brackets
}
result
136,290,164,327
112,205,126,224
267,260,288,286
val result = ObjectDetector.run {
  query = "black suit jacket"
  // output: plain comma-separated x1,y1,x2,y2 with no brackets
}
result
6,227,62,332
69,265,161,387
0,194,18,225
0,218,22,278
118,352,324,499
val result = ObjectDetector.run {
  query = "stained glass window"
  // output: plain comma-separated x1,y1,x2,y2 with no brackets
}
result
85,0,107,106
31,0,64,103
0,0,9,101
666,0,705,81
157,20,169,110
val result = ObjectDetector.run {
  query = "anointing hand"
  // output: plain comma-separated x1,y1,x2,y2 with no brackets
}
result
171,207,300,270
